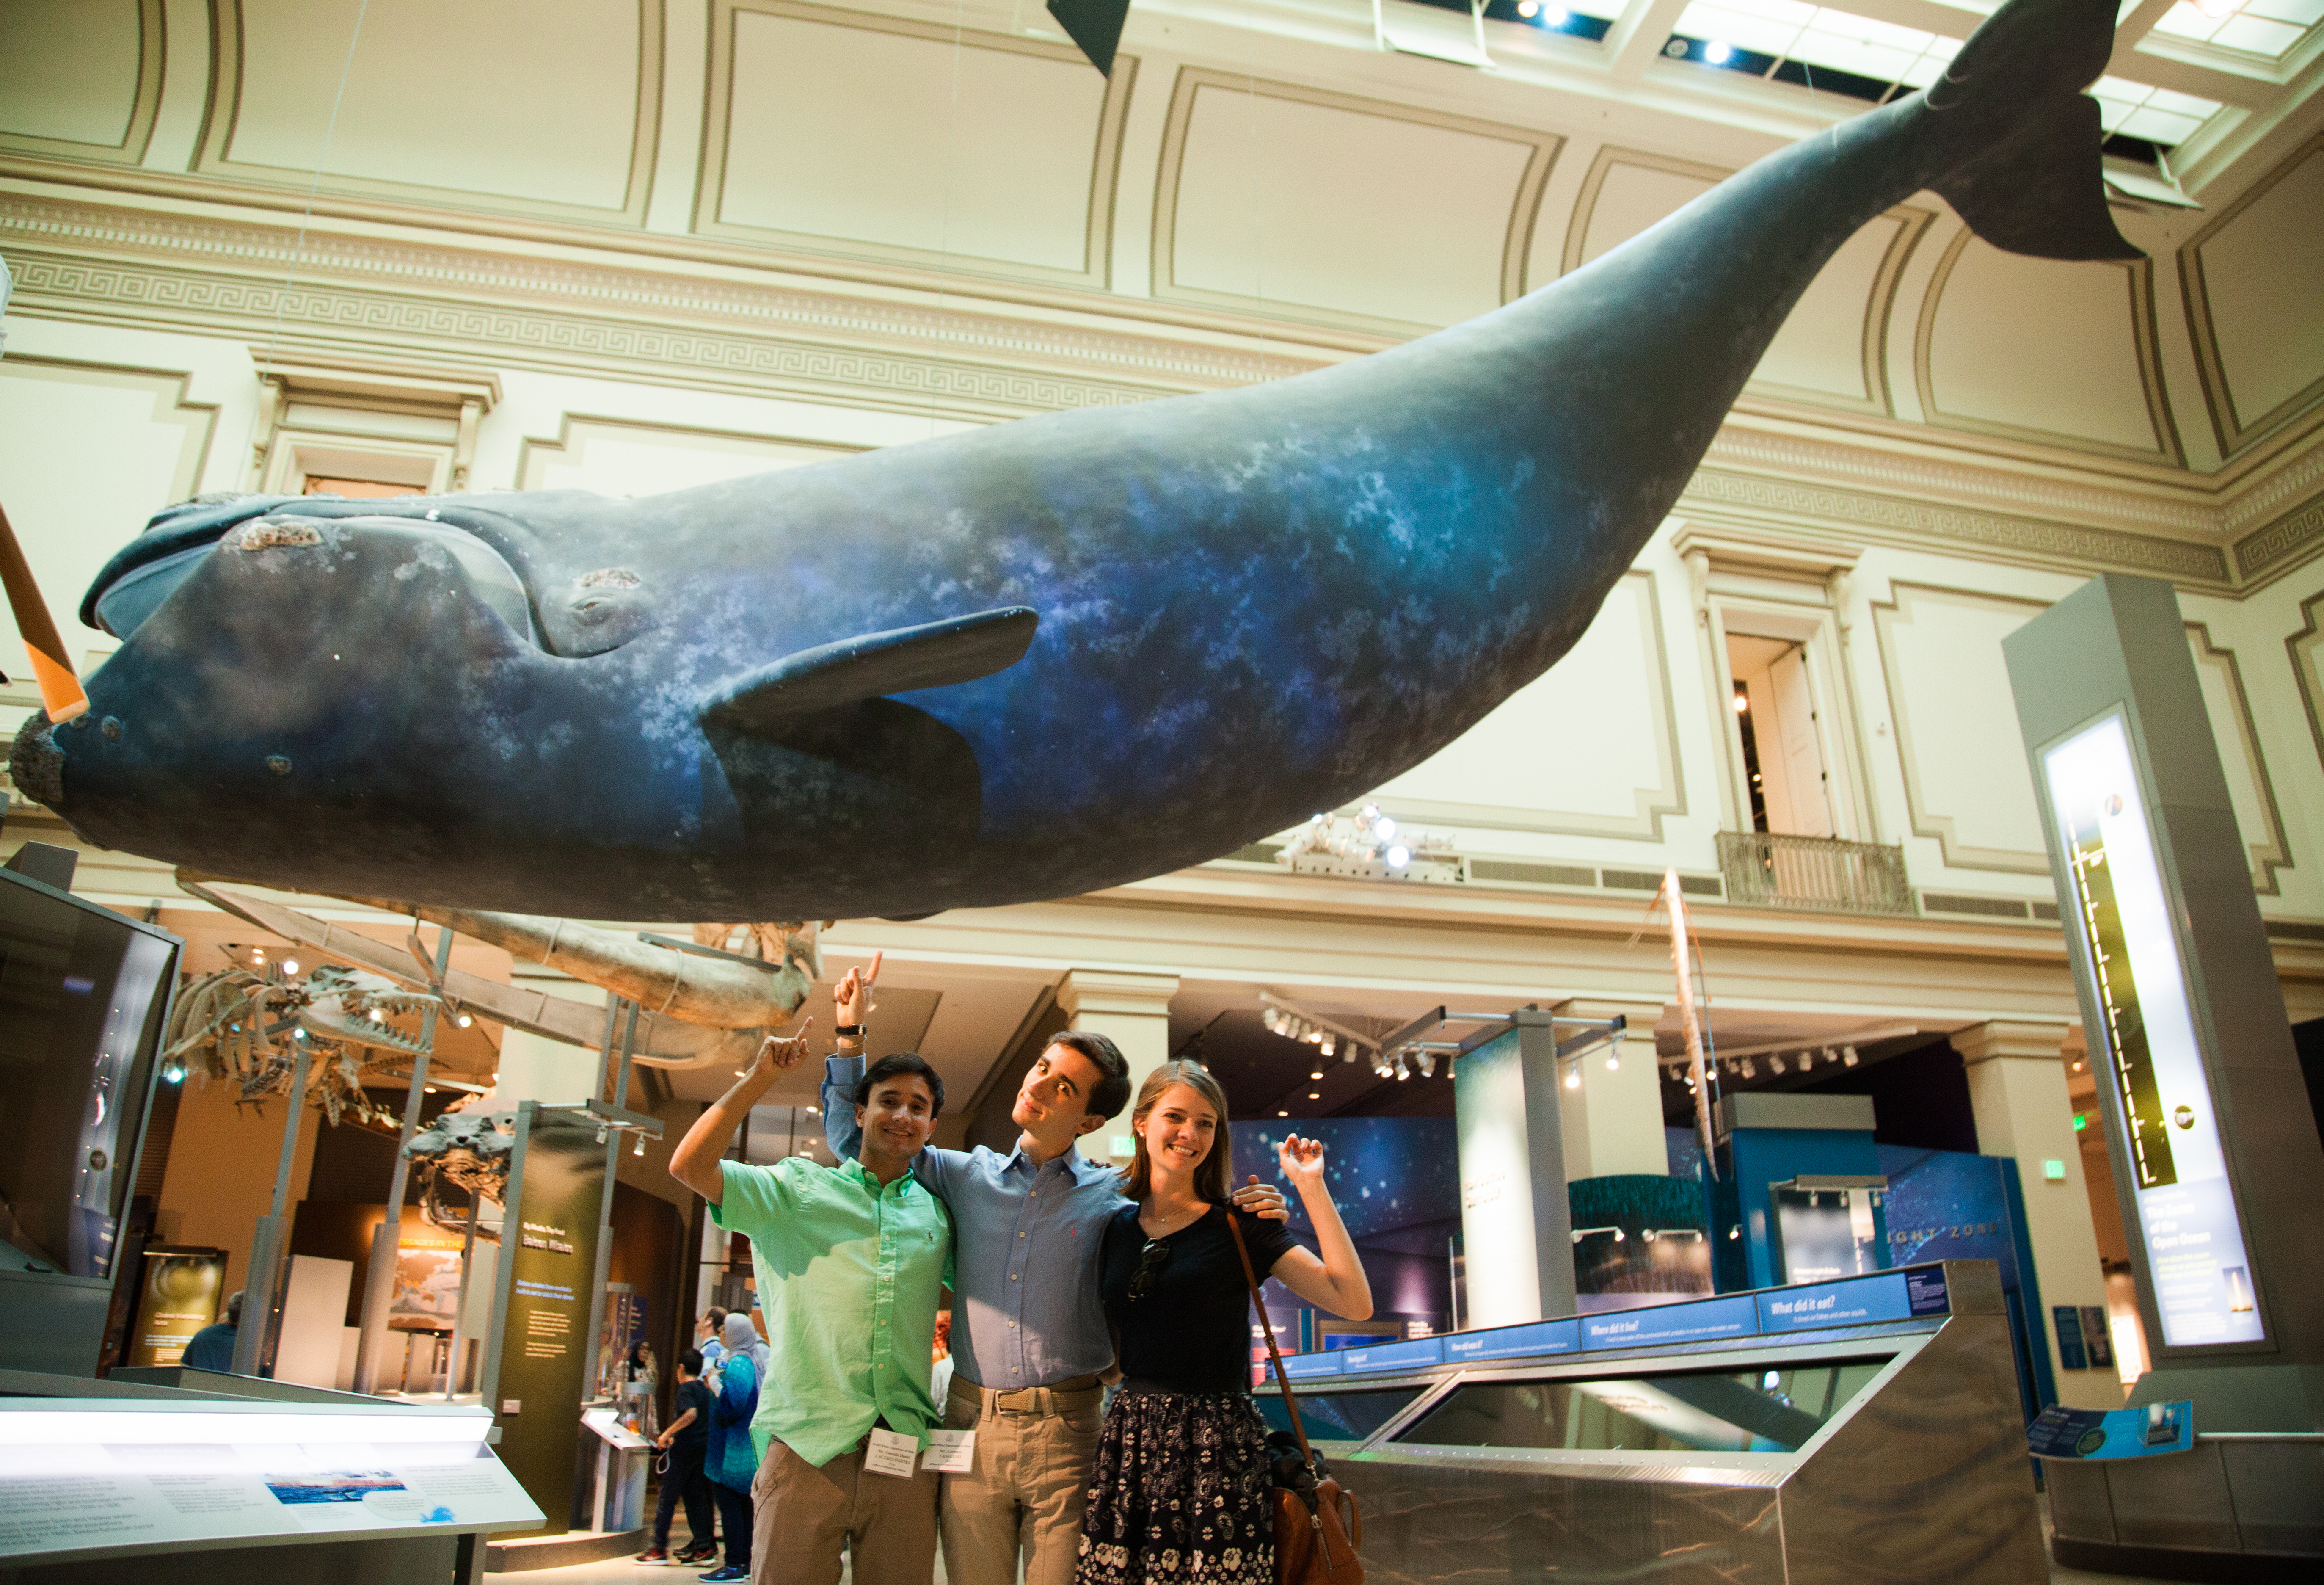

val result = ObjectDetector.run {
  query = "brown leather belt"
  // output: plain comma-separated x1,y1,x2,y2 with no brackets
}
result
951,1373,1104,1416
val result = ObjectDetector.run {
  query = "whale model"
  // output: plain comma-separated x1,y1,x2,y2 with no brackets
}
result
12,0,2137,922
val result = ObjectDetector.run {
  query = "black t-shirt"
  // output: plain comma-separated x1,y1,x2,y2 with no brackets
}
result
1100,1202,1299,1395
671,1378,713,1452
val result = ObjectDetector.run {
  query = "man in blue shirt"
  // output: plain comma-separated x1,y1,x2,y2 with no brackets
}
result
181,1290,241,1372
823,955,1284,1585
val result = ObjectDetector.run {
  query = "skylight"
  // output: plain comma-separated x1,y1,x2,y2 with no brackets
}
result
2090,76,2226,145
2149,0,2321,62
1666,3,1961,103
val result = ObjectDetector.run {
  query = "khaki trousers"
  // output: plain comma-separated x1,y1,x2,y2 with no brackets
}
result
939,1376,1105,1585
749,1435,940,1585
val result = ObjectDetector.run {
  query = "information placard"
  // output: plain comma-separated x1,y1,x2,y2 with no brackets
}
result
1580,1295,1756,1351
2026,1400,2193,1461
1338,1337,1442,1375
1757,1273,1910,1334
0,1405,540,1563
1442,1317,1582,1363
2043,715,2264,1348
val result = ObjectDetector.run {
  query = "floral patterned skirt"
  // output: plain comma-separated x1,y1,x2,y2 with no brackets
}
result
1075,1387,1275,1585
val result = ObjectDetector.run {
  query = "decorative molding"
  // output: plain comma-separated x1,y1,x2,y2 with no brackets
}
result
2286,590,2324,778
0,0,164,167
1870,582,2054,875
2236,494,2324,589
1746,203,1933,419
1151,65,1561,336
1913,229,2181,466
195,0,665,226
2178,135,2324,459
1679,469,2232,587
694,0,1136,290
1557,145,1729,282
2184,621,2293,896
515,412,867,492
0,195,1320,390
1373,571,1687,842
0,353,220,504
2,251,1177,419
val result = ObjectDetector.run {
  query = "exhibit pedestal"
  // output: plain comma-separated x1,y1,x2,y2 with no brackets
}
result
2046,1433,2324,1582
483,1524,649,1572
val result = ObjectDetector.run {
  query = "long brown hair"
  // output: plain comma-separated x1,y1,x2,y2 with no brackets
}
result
1118,1060,1234,1205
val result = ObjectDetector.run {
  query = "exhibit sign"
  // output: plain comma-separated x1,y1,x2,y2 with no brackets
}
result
0,1402,540,1564
2026,1400,2193,1461
1443,1317,1582,1364
389,1228,466,1333
480,1106,605,1538
123,1247,224,1368
2041,714,2264,1349
1579,1295,1756,1350
1757,1273,1911,1334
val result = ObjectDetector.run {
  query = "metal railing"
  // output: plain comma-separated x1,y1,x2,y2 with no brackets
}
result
1716,830,1914,915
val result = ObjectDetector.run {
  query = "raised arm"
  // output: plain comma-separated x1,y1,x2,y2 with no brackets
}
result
669,1021,813,1205
818,953,878,1161
1263,1136,1373,1320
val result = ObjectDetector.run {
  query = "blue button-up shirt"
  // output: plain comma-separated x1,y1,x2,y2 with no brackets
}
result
825,1055,1125,1390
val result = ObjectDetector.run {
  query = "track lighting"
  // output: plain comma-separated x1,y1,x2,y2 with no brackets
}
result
1564,1067,1580,1090
1842,1045,1859,1067
1770,1054,1786,1075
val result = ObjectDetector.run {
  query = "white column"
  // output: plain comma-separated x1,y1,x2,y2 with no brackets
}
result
1552,997,1671,1180
1055,968,1180,1163
1952,1020,2122,1410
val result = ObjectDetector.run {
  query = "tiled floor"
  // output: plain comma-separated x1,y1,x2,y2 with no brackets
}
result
485,1497,2174,1585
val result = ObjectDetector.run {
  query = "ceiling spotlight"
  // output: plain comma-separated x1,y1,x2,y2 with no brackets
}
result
1385,844,1411,869
422,1085,434,1094
282,958,300,975
1277,1109,1290,1117
634,1133,647,1156
1565,1067,1581,1090
163,1063,185,1084
1820,1047,1836,1066
293,1028,307,1041
1770,1054,1787,1075
1605,1053,1620,1071
1842,1045,1859,1067
1376,817,1397,841
1309,1069,1324,1080
1517,0,1538,14
369,1007,387,1022
456,1014,473,1028
1704,39,1733,65
1728,1225,1742,1240
1308,1091,1321,1100
1320,1034,1336,1058
1740,1058,1756,1079
1733,692,1749,713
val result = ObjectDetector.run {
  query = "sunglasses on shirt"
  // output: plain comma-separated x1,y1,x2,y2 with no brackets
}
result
1128,1238,1172,1300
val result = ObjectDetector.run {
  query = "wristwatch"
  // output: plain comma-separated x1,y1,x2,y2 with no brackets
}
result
835,1023,866,1039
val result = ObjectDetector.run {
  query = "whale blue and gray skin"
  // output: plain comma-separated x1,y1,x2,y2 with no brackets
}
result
13,0,2137,923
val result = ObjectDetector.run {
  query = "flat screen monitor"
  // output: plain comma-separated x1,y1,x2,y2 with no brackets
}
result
0,866,179,1280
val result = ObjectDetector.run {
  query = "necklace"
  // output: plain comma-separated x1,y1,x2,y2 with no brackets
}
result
1142,1198,1205,1235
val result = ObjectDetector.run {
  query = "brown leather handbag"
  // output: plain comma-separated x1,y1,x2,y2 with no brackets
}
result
1226,1215,1365,1585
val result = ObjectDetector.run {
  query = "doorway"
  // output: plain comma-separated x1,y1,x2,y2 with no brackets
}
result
1727,635,1833,837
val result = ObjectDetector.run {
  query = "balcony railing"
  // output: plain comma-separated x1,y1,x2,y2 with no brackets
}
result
1716,831,1913,916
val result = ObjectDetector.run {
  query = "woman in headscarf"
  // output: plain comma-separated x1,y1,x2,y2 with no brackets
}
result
700,1312,763,1583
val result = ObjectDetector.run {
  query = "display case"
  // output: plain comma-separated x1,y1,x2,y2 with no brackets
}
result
1256,1261,2042,1585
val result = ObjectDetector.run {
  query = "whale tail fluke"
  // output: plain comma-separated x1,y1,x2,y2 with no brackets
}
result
1924,0,2142,262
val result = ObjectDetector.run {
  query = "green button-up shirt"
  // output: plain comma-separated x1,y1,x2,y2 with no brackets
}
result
710,1155,952,1468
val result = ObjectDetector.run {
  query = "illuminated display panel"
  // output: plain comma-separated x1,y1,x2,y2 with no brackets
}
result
2043,714,2265,1348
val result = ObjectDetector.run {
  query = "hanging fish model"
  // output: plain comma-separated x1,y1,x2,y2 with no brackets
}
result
11,0,2137,922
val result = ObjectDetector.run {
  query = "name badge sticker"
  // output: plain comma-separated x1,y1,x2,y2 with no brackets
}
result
921,1429,976,1474
864,1427,921,1478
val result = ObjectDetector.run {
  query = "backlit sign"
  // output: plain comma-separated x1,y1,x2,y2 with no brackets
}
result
2043,714,2264,1348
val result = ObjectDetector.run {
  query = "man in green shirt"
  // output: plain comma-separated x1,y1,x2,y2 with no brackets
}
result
671,1023,951,1585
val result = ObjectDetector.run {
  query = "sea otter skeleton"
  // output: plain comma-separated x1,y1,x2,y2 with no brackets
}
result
11,0,2139,921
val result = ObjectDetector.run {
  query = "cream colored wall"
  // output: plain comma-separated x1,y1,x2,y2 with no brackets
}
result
153,1066,322,1296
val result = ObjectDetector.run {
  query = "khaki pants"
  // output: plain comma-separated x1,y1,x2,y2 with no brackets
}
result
940,1376,1105,1585
749,1435,940,1585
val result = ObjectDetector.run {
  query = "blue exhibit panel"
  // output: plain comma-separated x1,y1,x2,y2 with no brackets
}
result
1337,1337,1444,1375
1443,1318,1583,1364
1280,1351,1343,1381
1758,1273,1912,1333
1581,1295,1759,1350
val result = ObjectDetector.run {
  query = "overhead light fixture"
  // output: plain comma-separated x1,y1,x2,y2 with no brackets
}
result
1770,1054,1787,1075
1704,39,1732,65
1309,1069,1324,1081
1308,1091,1321,1100
1605,1053,1620,1071
1740,1058,1755,1079
634,1133,647,1156
1277,1109,1290,1117
1842,1045,1859,1067
1517,0,1538,14
1564,1067,1581,1090
456,1013,473,1028
369,1007,387,1022
282,957,300,975
1733,692,1749,713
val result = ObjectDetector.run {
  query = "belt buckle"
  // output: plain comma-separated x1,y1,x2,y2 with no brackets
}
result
995,1387,1041,1414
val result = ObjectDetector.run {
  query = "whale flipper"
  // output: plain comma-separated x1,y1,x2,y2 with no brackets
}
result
1926,0,2140,262
700,606,1039,734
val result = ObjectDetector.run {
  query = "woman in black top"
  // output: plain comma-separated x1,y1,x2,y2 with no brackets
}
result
1078,1060,1372,1585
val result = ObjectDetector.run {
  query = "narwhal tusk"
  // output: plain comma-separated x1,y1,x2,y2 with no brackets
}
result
0,500,88,723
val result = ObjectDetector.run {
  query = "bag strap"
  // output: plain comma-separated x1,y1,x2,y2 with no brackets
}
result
1224,1212,1315,1471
